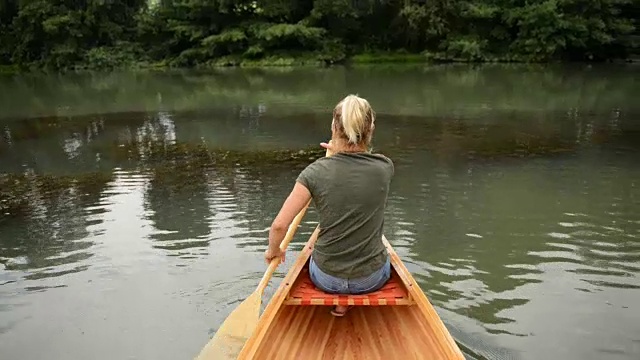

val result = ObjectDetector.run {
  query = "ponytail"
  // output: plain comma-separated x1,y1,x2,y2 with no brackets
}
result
335,94,374,145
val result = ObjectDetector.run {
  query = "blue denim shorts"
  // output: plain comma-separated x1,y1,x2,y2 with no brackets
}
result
309,255,391,295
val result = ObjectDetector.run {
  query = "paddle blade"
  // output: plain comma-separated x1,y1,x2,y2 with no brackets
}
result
195,291,261,360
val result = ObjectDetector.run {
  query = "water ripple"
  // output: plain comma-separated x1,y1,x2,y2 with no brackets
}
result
1,90,639,360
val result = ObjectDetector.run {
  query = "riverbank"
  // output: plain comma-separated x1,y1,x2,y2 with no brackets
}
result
2,50,638,75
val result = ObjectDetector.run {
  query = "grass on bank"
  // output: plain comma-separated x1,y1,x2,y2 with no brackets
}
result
2,50,637,75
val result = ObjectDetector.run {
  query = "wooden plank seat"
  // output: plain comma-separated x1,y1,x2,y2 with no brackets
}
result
283,260,413,306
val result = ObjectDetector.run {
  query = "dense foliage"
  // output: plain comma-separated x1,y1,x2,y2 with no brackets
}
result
0,0,637,70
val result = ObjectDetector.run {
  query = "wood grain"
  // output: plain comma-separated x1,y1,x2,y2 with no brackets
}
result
249,305,462,359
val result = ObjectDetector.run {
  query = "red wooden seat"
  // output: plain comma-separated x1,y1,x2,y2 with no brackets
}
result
283,263,413,306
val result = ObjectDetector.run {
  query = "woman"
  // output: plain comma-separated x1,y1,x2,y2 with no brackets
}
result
264,94,394,316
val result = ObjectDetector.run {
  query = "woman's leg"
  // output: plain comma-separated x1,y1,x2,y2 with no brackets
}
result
309,258,354,316
330,259,391,316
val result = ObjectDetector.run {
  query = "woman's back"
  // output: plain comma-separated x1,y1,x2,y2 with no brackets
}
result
263,94,391,313
297,152,394,279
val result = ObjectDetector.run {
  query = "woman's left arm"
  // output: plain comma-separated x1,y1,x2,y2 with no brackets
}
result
268,182,312,253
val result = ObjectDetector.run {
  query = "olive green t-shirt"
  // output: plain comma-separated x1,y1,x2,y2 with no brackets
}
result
296,152,394,279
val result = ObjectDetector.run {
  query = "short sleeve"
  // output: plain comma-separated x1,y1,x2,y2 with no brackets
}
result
296,162,318,195
374,153,394,177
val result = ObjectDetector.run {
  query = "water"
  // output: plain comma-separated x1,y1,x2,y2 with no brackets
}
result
1,64,639,360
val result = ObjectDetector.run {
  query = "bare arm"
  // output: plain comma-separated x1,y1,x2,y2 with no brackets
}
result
268,181,312,252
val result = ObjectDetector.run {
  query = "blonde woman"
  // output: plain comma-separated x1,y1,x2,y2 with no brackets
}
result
264,94,394,316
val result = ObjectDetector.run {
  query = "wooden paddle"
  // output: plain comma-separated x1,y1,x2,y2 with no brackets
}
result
194,145,330,360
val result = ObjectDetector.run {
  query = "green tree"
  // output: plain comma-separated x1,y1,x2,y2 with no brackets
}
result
0,0,636,70
5,0,146,70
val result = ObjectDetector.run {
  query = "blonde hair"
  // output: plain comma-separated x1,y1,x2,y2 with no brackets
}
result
332,94,375,146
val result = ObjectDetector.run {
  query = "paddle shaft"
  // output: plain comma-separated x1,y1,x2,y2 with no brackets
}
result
256,198,312,296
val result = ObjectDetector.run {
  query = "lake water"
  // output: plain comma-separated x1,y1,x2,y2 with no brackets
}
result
0,64,639,360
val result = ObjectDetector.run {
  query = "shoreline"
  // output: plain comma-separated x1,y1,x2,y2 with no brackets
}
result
1,52,637,75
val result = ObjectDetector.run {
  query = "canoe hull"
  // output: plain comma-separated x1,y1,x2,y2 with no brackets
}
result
238,227,465,359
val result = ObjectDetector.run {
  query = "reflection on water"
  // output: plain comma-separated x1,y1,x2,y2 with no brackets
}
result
0,65,639,360
1,64,638,120
386,150,639,356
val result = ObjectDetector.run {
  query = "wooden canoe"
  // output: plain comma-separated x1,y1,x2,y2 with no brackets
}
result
236,226,466,360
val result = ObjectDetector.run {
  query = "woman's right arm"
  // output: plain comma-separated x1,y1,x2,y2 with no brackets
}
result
267,182,312,253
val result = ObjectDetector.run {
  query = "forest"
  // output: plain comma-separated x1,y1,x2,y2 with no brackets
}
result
0,0,637,71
